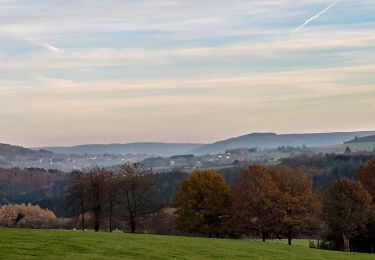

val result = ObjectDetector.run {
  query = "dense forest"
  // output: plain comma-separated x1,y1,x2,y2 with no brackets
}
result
0,167,68,216
282,153,375,187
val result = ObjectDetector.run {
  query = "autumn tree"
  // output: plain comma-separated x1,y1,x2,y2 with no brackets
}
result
173,170,230,237
0,203,65,229
355,159,375,252
324,178,371,252
356,159,375,202
117,163,159,233
276,167,321,245
230,165,280,241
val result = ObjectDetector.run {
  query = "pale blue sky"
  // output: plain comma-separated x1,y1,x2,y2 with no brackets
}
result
0,0,374,146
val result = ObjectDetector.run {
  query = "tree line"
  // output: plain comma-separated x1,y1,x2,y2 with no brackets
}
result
2,159,375,253
173,166,320,245
173,160,375,253
66,163,161,233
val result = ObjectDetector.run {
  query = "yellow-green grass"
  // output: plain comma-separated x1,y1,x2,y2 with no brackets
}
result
256,238,312,247
0,228,373,260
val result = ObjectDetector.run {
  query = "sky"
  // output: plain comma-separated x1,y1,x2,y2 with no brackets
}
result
0,0,375,147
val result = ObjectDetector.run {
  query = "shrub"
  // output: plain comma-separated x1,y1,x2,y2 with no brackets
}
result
0,203,69,229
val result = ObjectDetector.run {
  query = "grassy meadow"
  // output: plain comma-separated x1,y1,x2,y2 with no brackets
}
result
0,228,373,259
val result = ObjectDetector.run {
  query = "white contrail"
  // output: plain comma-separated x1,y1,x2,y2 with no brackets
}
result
293,0,340,33
24,36,60,53
0,27,60,53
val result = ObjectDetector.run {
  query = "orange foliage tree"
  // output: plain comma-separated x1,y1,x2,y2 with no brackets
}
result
325,179,371,252
230,165,280,241
173,170,230,237
356,159,375,202
276,167,321,245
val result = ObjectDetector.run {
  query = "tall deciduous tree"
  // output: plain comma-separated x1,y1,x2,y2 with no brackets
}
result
117,163,158,233
173,170,230,237
65,170,87,231
104,171,120,232
230,165,280,241
355,159,375,251
325,178,371,252
86,167,109,232
356,159,375,202
276,167,321,245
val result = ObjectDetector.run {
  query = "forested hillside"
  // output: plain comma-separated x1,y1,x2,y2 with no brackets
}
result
346,135,375,143
282,153,375,187
194,132,375,154
0,168,68,216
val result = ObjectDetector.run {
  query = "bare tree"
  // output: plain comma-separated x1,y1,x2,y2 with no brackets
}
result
117,163,159,233
104,171,120,232
65,169,87,231
86,167,110,232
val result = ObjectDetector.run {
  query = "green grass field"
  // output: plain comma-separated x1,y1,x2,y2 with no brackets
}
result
0,228,373,260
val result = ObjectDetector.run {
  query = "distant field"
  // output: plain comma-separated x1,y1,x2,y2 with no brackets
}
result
0,228,373,259
312,142,375,154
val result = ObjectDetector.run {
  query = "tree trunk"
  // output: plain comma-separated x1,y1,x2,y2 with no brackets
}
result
130,219,136,233
261,232,266,242
109,213,112,233
287,227,292,246
94,214,100,232
81,210,85,231
343,233,350,252
109,197,113,232
125,189,136,233
80,187,85,231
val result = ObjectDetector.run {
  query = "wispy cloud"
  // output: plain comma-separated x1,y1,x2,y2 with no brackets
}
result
1,0,374,146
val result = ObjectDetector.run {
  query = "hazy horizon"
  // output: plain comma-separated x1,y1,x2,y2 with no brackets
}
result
1,0,375,147
2,129,374,148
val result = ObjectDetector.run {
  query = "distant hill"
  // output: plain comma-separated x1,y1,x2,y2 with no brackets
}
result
345,135,375,144
36,132,375,156
0,143,52,157
193,131,375,155
0,143,149,171
37,143,205,157
0,143,53,166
